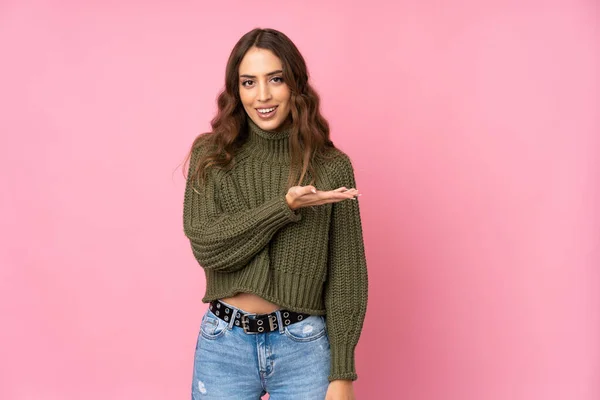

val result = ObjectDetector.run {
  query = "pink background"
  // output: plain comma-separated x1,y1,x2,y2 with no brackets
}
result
1,1,598,399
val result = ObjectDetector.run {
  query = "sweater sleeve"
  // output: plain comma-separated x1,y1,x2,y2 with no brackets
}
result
324,153,369,382
183,140,302,273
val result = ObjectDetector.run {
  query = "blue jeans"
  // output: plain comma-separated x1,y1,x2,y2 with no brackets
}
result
191,300,331,399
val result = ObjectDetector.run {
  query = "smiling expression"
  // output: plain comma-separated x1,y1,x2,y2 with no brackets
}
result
238,47,292,132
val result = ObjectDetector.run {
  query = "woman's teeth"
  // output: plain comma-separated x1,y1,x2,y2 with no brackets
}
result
258,107,276,114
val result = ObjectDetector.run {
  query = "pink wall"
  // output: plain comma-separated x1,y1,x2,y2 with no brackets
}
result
1,1,597,399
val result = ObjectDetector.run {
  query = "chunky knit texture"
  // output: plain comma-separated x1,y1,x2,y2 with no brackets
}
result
183,117,369,382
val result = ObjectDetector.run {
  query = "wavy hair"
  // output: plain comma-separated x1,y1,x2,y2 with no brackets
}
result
184,28,337,189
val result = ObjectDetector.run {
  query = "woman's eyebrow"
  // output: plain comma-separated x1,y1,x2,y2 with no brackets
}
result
239,70,283,79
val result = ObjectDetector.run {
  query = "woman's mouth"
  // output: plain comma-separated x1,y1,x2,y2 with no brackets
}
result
256,105,278,119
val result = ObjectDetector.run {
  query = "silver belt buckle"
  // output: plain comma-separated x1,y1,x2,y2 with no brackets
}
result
241,315,258,334
268,314,278,331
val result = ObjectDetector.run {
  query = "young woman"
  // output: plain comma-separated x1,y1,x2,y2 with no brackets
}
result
183,28,368,400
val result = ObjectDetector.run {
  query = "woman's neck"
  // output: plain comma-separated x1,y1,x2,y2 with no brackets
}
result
243,117,293,163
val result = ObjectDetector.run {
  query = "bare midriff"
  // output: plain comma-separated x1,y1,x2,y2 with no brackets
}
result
220,292,281,314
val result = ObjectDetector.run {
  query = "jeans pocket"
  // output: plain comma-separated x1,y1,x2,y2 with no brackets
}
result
200,308,229,340
283,315,327,342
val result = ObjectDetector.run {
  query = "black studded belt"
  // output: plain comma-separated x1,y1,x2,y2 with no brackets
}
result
208,299,311,334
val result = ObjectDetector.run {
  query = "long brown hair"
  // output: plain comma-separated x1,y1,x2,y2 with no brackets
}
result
184,28,337,189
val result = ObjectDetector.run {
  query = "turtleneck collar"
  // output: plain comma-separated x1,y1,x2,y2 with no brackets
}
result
247,117,292,139
244,117,292,163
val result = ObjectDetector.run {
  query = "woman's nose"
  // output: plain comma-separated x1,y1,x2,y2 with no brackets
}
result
257,82,272,101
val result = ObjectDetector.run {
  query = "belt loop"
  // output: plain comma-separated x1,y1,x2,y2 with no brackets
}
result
275,310,284,334
228,308,238,330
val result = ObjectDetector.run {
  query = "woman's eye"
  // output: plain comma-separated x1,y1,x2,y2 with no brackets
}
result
241,80,254,87
272,76,283,83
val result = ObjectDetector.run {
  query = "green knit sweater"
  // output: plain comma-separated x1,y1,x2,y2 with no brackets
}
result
183,117,368,382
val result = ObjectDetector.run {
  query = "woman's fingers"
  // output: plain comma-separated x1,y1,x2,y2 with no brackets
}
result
332,187,348,192
327,188,358,196
300,186,355,195
322,188,359,202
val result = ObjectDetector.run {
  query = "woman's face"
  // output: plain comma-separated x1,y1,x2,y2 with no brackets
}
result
238,47,292,131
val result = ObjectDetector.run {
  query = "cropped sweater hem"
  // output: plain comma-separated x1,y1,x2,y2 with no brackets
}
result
203,268,327,312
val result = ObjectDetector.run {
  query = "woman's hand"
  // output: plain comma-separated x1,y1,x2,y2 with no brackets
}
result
285,185,359,211
325,379,356,400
